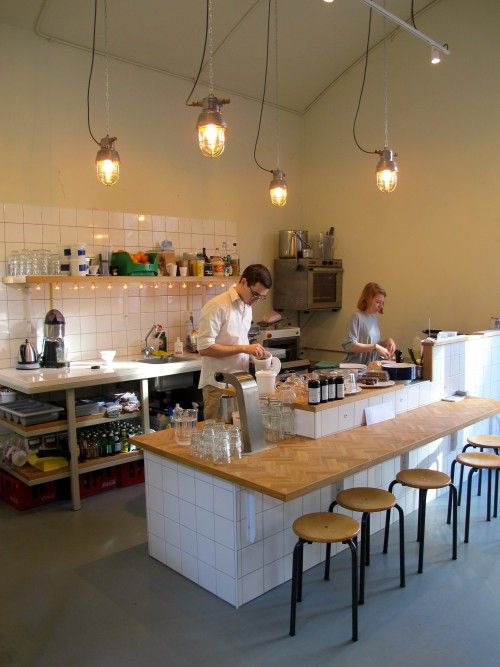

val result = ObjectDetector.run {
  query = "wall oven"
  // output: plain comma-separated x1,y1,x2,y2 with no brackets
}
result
273,258,343,311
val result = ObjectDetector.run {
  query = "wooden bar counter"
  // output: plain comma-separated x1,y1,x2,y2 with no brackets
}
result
133,396,500,607
133,396,500,502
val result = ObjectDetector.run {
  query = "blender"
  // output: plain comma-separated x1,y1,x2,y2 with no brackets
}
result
40,309,67,368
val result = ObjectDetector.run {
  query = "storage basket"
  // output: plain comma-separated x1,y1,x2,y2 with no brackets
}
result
110,251,158,276
117,460,145,487
79,468,119,498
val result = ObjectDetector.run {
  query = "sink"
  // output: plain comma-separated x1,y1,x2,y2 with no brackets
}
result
136,356,185,364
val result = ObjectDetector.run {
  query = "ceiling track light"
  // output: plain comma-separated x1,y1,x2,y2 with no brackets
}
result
186,0,229,158
431,46,441,65
87,0,121,186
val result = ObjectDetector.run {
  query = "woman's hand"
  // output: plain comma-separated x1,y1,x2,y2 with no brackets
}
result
375,343,391,359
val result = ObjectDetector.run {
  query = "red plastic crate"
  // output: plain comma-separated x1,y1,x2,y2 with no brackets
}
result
117,460,145,487
0,468,59,510
79,468,119,498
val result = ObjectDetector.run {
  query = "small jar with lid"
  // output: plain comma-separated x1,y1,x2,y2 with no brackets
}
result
308,378,321,405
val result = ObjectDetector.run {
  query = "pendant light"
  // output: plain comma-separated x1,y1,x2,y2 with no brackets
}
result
352,7,398,194
87,0,120,186
254,0,287,207
375,28,398,193
186,0,230,158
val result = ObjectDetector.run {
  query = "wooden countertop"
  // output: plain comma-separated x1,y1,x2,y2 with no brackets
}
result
132,396,500,502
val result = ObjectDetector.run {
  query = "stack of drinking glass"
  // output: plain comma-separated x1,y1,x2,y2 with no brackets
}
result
259,394,295,443
8,249,61,276
190,420,242,464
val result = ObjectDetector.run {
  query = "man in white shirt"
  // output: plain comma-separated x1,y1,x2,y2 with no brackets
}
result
197,264,272,419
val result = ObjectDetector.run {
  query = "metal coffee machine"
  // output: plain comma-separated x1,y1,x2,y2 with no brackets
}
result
40,309,67,368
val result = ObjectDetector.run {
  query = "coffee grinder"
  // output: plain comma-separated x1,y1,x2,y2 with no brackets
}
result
40,309,67,368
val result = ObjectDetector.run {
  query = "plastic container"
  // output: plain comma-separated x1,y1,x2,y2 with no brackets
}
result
110,251,158,276
1,399,64,425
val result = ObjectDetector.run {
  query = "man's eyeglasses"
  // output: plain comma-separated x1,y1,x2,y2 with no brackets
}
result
249,287,267,301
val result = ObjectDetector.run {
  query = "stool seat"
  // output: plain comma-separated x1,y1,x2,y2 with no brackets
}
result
456,452,500,469
396,468,450,489
293,512,360,543
336,487,396,513
467,434,500,449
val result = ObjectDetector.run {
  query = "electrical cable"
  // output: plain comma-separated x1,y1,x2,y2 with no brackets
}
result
253,0,273,174
185,0,209,105
87,0,100,146
352,7,377,155
410,0,417,29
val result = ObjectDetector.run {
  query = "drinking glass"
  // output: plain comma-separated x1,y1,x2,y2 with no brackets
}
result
174,408,198,445
8,250,20,276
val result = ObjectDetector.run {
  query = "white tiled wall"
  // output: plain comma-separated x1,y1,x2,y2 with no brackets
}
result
0,202,238,368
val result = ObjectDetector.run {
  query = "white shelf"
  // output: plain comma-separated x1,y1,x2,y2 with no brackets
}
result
3,274,237,286
0,411,141,437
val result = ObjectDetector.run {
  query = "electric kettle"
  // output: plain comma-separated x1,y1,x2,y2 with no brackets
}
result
16,339,41,370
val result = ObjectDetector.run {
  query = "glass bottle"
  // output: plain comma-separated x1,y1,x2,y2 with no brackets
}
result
230,243,240,276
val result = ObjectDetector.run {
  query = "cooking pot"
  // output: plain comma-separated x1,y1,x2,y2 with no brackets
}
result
381,362,416,383
219,394,238,423
278,230,308,258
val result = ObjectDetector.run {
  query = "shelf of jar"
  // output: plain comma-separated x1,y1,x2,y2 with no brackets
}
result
2,275,238,286
0,411,142,437
0,450,143,486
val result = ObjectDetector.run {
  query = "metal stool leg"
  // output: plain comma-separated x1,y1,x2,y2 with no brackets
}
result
297,540,306,602
494,468,499,519
478,447,484,496
383,479,400,552
393,503,405,588
448,460,457,522
417,489,427,574
289,539,304,636
486,469,492,522
324,501,338,581
458,444,473,505
365,513,371,566
450,483,458,560
464,467,477,544
417,488,425,542
359,513,368,605
346,537,358,642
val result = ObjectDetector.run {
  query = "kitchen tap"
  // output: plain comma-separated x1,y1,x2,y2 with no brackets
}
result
141,324,164,357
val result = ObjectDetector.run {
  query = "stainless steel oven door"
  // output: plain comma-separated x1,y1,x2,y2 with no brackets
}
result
307,268,342,309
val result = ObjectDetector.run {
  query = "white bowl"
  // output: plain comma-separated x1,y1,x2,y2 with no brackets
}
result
100,350,116,364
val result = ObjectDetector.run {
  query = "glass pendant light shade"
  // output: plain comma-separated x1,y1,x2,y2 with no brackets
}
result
431,47,441,64
196,94,228,158
269,169,287,207
96,135,120,186
375,147,398,193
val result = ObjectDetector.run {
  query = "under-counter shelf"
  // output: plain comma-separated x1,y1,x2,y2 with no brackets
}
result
1,450,143,486
0,411,142,437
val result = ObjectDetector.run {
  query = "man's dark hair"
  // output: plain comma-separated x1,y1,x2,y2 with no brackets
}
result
240,264,272,289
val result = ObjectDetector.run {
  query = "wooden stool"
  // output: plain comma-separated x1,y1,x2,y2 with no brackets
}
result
385,469,457,573
328,487,405,605
457,435,500,506
290,512,360,642
449,452,500,543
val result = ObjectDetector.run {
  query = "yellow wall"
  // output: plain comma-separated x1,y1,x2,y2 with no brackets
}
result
302,0,500,355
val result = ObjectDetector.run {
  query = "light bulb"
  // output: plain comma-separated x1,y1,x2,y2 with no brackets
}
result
96,135,120,186
431,47,441,64
195,94,229,158
375,147,398,193
269,169,288,207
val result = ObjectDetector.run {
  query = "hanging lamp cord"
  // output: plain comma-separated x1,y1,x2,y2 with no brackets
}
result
352,7,377,155
253,0,273,174
87,0,100,146
185,0,210,105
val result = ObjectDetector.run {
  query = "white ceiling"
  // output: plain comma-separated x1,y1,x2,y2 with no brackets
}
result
0,0,445,114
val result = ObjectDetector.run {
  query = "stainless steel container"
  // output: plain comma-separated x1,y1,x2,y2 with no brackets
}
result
43,309,65,341
278,230,308,258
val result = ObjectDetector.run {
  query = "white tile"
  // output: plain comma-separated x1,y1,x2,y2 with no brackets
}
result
146,484,163,514
162,466,178,494
181,552,199,583
216,572,237,607
262,504,284,538
263,531,284,565
3,203,23,223
195,478,214,510
195,506,215,540
198,561,217,595
179,499,196,530
262,494,282,511
241,541,263,576
197,534,216,567
284,497,303,528
147,509,165,539
178,463,195,477
264,558,285,592
240,569,264,605
163,492,180,522
215,543,236,577
213,485,235,520
214,515,236,549
303,489,321,514
148,534,166,564
180,525,198,557
5,223,23,243
23,204,42,224
179,472,196,503
165,543,182,573
164,517,181,548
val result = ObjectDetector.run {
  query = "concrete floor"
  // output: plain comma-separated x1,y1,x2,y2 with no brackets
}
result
1,483,499,667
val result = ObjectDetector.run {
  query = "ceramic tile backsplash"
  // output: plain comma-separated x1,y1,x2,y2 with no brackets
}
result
0,202,238,366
